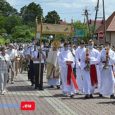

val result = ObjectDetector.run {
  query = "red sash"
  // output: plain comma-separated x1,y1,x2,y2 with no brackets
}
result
67,64,79,90
90,65,98,86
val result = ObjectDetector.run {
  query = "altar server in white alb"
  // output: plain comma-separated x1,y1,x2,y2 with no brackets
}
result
59,42,78,98
113,64,115,78
75,40,85,93
46,41,60,89
99,42,115,99
96,46,102,92
80,39,100,99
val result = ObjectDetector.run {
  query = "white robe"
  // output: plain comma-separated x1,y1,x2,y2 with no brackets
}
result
96,64,101,92
75,46,85,93
113,65,115,83
46,50,60,86
100,48,115,96
80,48,100,95
59,49,76,94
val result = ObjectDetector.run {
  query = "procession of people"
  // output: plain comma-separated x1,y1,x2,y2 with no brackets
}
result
0,38,115,100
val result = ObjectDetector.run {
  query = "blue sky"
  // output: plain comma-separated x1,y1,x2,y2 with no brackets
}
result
6,0,115,22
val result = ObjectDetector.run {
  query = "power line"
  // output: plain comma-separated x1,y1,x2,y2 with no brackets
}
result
93,0,106,42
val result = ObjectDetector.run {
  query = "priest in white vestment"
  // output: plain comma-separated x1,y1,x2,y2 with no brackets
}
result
46,41,60,89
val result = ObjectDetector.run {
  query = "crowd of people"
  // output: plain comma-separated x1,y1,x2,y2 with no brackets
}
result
46,39,115,99
0,38,115,100
0,43,26,94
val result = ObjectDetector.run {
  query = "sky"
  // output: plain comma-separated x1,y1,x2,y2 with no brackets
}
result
6,0,115,23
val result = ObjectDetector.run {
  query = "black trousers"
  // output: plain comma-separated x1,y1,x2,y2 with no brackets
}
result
34,63,44,89
28,60,35,85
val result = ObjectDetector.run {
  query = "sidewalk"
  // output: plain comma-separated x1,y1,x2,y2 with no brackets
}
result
0,72,115,115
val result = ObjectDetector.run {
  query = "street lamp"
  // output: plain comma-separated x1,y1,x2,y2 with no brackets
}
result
49,35,53,40
48,35,53,45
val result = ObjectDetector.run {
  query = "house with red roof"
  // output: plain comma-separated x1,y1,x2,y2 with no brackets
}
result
96,12,115,46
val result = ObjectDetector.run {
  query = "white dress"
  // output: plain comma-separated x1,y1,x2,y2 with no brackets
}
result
59,49,76,95
100,48,115,96
46,49,60,86
75,46,85,93
80,48,100,95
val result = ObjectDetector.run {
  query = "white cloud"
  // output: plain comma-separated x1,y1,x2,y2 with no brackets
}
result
5,0,115,22
47,2,82,9
6,0,17,6
91,0,97,4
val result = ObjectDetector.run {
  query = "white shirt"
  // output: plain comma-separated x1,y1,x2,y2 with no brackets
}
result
59,49,75,68
101,48,115,65
0,53,10,61
75,46,86,68
7,49,18,60
32,50,46,64
18,50,24,57
0,53,11,66
80,48,100,70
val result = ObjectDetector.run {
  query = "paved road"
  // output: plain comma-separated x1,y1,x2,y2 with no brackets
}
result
0,72,115,115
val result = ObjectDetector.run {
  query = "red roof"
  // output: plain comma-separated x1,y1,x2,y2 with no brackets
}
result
90,20,103,30
107,14,115,31
96,12,115,32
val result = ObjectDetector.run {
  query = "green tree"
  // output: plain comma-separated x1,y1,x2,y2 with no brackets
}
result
4,15,22,34
0,0,17,16
0,35,6,45
20,6,27,15
20,2,43,25
74,21,89,43
0,15,7,35
11,25,34,42
0,16,6,28
74,21,87,29
44,10,60,24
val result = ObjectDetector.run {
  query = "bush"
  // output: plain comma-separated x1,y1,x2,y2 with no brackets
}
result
0,36,6,45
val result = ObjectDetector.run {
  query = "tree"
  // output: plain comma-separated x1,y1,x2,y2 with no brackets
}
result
4,15,22,34
20,6,27,15
44,10,60,24
0,35,6,45
0,16,6,31
0,0,37,43
74,21,89,43
0,0,17,16
11,25,35,42
20,2,43,25
74,21,87,29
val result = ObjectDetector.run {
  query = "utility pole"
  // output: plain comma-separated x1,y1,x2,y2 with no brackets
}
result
85,9,91,35
102,0,106,43
82,9,91,38
83,16,86,25
93,0,106,43
93,0,99,35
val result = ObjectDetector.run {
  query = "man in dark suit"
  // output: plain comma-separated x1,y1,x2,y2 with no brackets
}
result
32,45,46,90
